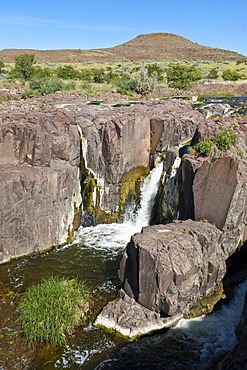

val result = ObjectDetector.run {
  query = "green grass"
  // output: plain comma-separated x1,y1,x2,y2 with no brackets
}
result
19,276,89,345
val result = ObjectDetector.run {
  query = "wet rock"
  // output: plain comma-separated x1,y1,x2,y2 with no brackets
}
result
198,103,231,118
94,290,182,339
71,99,203,218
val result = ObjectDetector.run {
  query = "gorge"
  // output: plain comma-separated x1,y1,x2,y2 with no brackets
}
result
0,94,246,369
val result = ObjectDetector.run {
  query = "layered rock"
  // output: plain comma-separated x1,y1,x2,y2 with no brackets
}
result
0,110,81,263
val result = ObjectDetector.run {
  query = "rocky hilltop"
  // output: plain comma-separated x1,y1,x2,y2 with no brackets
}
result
0,33,246,63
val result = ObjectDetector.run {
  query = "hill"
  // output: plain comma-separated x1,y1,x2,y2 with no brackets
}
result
0,33,246,63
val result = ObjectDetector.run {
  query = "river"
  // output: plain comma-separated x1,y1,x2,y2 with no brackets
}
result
0,158,246,369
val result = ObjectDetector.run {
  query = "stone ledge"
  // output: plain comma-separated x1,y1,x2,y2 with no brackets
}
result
94,290,182,340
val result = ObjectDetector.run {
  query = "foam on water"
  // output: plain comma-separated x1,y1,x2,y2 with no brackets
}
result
173,280,247,368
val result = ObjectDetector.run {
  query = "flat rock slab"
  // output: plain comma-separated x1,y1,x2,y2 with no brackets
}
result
94,290,182,340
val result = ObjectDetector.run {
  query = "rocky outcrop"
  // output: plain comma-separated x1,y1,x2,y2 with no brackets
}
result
95,289,182,339
0,110,82,263
119,220,223,316
63,98,204,221
96,114,247,339
0,97,204,262
198,103,231,118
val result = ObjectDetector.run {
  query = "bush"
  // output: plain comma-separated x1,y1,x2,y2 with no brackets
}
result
0,61,5,73
194,137,213,156
19,276,89,345
29,78,63,95
55,65,79,79
166,63,202,89
194,125,238,156
133,64,158,94
213,125,238,151
13,53,36,80
113,76,135,95
146,63,164,81
222,68,244,81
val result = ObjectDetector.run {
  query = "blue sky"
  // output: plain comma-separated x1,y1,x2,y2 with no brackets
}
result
0,0,246,56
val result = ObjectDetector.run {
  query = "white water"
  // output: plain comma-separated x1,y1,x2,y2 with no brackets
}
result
73,161,163,255
172,280,247,368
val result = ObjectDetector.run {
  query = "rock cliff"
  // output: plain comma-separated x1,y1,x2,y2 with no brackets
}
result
0,110,82,262
0,96,203,262
97,112,247,341
65,99,203,222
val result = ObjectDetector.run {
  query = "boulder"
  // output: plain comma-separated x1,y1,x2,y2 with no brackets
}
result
119,220,223,316
95,289,182,339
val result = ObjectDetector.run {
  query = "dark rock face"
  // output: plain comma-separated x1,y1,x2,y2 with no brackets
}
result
0,111,81,263
119,220,223,316
108,114,247,339
0,97,203,261
65,99,203,219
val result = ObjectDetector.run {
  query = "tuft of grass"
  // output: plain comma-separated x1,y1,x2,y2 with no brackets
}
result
19,276,89,345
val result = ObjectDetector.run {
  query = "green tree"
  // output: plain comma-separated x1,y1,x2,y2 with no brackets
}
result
222,68,244,81
166,63,202,89
14,53,36,80
91,68,106,83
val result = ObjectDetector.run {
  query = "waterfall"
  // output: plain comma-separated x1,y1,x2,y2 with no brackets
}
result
73,160,163,255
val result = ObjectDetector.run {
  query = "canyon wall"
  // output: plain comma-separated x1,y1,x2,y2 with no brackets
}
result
0,97,203,262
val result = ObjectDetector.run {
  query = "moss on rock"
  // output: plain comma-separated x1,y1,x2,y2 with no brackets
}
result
118,166,150,219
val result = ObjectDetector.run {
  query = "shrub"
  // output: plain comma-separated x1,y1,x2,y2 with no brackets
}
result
13,53,36,80
29,78,63,95
133,64,158,94
207,68,218,80
146,63,164,81
19,276,89,345
0,61,5,73
194,137,213,156
222,68,244,81
166,63,202,89
194,125,238,156
113,76,135,95
213,125,238,151
55,65,79,79
91,68,106,83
